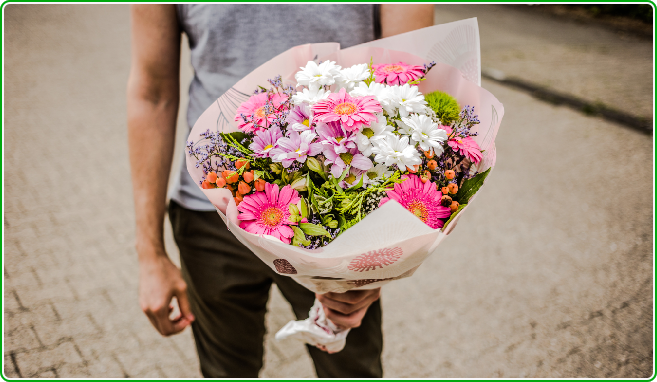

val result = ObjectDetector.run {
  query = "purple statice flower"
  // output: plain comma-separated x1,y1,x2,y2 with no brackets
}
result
270,130,323,168
249,127,283,158
286,104,312,132
315,121,357,155
323,146,372,178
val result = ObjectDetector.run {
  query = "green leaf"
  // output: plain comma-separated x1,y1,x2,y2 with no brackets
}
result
299,198,309,218
442,204,467,231
345,174,364,192
299,223,331,237
227,131,248,143
337,214,346,229
454,167,491,204
291,226,310,247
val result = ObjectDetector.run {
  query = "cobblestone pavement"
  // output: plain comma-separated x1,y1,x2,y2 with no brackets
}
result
3,4,654,378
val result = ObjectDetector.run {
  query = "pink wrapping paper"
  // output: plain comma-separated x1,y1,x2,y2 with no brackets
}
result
185,19,504,295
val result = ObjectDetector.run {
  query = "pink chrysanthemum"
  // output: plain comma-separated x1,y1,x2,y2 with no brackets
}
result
439,125,483,164
379,174,451,229
312,88,381,132
237,183,300,244
234,93,288,133
372,62,425,86
249,127,282,159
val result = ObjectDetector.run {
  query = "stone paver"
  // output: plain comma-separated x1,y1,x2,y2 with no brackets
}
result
3,4,654,379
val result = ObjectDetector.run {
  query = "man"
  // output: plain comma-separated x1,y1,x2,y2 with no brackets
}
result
127,4,434,378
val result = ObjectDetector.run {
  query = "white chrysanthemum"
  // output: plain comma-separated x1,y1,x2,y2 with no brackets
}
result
356,114,395,156
388,83,428,118
291,86,331,106
372,135,422,169
364,163,393,185
350,82,396,115
336,64,370,92
295,60,342,89
402,114,448,153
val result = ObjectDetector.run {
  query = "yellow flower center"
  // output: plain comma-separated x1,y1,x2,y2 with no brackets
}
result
333,102,357,116
302,119,310,127
336,136,344,143
367,171,378,180
362,128,375,139
260,207,284,227
254,107,266,119
407,200,428,222
344,174,356,184
383,64,404,73
339,153,354,165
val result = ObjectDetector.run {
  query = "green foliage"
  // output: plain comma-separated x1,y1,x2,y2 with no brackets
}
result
425,91,460,125
299,223,331,237
442,203,467,231
291,226,310,247
454,167,491,204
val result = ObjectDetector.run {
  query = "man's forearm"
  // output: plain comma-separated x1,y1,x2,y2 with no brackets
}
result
127,85,179,261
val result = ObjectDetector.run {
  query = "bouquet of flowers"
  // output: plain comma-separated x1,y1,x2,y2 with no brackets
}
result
186,19,504,352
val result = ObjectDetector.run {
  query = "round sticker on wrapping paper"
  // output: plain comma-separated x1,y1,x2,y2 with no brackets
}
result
273,259,297,274
347,247,403,272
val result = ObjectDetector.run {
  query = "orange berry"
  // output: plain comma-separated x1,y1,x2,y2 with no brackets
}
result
445,170,455,180
406,165,420,173
235,159,250,170
440,195,453,207
238,181,251,195
427,160,437,171
206,172,218,183
222,170,231,179
450,200,460,213
448,183,458,194
201,180,213,189
441,187,449,195
424,150,434,159
226,184,234,192
243,171,254,183
234,192,243,206
216,177,226,188
225,171,239,184
254,178,266,192
420,171,431,183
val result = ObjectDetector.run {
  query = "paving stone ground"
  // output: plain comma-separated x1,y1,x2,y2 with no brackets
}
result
3,4,654,378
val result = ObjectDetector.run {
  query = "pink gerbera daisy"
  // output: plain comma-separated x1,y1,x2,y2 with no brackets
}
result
379,174,451,229
372,62,425,86
439,125,483,164
312,88,381,132
237,183,300,244
234,93,288,133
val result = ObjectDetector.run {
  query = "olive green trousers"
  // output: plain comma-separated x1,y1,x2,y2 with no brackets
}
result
168,201,383,378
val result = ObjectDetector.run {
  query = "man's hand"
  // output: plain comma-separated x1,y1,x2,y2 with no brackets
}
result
139,252,195,336
316,288,381,329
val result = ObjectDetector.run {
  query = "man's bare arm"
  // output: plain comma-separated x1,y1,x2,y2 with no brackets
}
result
127,4,194,336
380,4,435,38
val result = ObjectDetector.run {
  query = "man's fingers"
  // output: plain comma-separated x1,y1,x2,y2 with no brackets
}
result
324,288,381,304
318,294,371,315
175,286,195,322
324,305,368,329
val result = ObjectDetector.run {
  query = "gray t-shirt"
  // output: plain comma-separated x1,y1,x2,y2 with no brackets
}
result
170,4,379,210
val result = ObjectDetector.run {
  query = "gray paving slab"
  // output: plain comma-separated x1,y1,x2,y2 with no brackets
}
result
3,4,654,378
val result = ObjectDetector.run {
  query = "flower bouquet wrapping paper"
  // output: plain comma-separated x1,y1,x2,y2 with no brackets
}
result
185,18,504,352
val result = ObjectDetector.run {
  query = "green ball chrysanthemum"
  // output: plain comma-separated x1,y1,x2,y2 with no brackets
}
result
425,91,460,125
